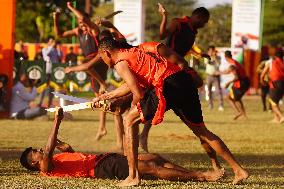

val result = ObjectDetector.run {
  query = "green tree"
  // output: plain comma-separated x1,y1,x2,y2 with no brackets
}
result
15,0,88,43
196,4,232,50
262,0,284,46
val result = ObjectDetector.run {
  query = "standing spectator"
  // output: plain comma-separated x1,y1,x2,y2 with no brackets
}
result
39,38,62,108
34,46,44,61
65,46,77,65
257,55,271,111
205,46,224,111
261,50,284,123
10,72,47,119
0,74,8,111
55,41,63,63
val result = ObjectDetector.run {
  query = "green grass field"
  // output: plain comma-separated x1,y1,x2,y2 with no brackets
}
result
1,97,284,188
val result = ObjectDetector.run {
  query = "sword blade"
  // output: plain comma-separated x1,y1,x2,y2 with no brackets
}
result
46,102,118,115
52,92,89,103
104,10,123,20
46,102,92,113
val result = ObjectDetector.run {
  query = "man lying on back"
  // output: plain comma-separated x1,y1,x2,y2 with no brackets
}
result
20,108,224,182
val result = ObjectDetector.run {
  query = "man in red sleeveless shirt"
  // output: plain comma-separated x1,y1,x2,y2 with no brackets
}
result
261,50,284,123
219,51,250,120
158,3,210,58
93,38,248,186
53,2,107,93
54,3,126,151
20,108,224,182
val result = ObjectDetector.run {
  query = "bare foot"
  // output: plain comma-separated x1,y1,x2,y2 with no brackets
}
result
116,176,140,187
95,130,107,141
279,117,284,123
203,168,225,182
233,169,249,184
233,113,242,120
212,161,222,172
139,135,149,152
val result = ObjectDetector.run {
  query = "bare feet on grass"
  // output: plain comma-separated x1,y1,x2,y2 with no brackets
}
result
95,130,107,141
233,113,248,121
233,168,249,184
233,113,242,120
116,175,140,187
202,168,225,182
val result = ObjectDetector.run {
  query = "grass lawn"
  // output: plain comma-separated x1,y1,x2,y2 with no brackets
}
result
1,97,284,188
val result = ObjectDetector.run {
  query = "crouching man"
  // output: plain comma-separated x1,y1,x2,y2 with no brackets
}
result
20,108,224,182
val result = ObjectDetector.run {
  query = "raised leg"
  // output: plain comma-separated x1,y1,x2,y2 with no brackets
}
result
95,111,107,141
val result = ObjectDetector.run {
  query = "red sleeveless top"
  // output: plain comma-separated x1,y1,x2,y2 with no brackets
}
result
40,153,98,178
228,58,247,88
269,57,284,85
138,42,198,82
115,47,181,125
166,16,196,57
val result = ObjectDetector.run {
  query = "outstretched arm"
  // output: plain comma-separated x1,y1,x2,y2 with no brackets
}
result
95,83,131,101
53,11,78,38
65,54,102,73
114,61,144,105
67,2,99,36
223,66,238,88
93,61,143,105
158,3,178,40
40,108,64,172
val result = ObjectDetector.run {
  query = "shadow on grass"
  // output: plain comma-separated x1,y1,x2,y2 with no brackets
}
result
1,149,283,175
1,149,283,187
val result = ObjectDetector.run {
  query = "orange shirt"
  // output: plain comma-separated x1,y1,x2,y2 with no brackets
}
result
115,47,181,125
269,57,284,84
40,153,98,178
228,58,247,88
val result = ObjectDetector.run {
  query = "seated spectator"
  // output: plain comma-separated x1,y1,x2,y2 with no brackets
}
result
14,40,28,60
10,72,47,119
0,74,8,111
65,46,77,65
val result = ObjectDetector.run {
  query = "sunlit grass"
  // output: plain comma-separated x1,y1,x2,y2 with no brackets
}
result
1,97,284,188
